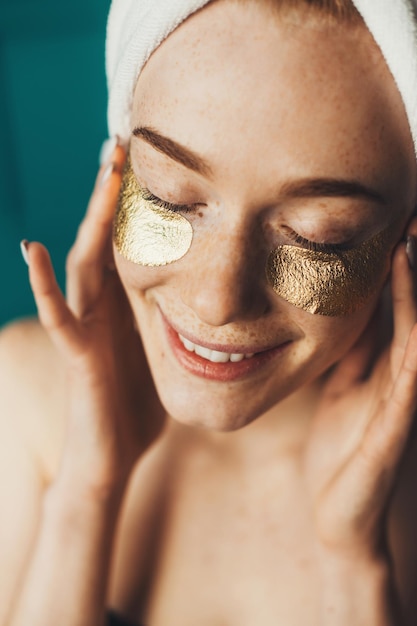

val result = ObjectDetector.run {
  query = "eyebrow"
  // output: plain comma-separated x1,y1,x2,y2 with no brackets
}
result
278,178,385,205
133,126,384,205
133,126,213,177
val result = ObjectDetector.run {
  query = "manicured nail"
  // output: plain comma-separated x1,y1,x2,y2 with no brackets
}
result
100,162,115,187
406,235,416,270
99,135,119,166
20,239,29,266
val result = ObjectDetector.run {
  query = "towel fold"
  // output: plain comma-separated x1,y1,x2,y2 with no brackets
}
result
352,0,417,153
106,0,417,154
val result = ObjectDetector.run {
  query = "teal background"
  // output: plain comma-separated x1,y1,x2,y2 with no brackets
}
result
0,0,111,327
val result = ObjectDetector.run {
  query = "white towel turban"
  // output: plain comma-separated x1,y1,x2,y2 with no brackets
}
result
106,0,417,154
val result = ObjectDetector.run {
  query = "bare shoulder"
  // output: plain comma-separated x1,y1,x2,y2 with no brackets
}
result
0,320,67,621
0,317,66,478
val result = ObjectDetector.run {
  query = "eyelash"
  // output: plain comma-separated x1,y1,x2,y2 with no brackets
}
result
141,189,350,253
285,229,348,253
141,188,196,214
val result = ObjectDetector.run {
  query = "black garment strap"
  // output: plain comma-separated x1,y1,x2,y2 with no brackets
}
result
107,609,141,626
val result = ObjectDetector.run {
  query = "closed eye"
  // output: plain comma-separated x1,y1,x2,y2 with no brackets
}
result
284,228,352,253
141,188,197,214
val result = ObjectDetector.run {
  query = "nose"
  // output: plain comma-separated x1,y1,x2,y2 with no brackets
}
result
180,226,270,326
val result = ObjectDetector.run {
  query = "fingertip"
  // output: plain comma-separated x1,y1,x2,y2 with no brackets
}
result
407,214,417,236
99,136,118,166
100,162,117,188
390,240,416,319
406,235,417,271
20,239,29,266
391,241,408,278
95,134,126,191
20,240,50,272
97,152,126,192
99,135,127,166
113,142,127,165
27,241,51,262
27,242,56,289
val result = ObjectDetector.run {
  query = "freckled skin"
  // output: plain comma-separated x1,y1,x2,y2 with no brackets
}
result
113,0,416,432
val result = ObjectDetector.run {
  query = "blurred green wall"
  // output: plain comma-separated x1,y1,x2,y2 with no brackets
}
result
0,0,111,327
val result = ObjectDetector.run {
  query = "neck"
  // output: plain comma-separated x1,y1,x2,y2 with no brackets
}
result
201,379,323,468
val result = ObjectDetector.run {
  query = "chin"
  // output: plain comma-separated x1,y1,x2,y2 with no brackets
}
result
159,389,260,432
151,370,295,433
169,408,259,433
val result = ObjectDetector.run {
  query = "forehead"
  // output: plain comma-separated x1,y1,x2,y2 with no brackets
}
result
132,1,415,206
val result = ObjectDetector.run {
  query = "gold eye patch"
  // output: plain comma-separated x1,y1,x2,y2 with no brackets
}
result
113,157,193,267
114,160,397,318
266,228,394,316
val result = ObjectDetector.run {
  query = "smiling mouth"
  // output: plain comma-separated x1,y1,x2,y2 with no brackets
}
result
178,333,255,363
159,310,292,382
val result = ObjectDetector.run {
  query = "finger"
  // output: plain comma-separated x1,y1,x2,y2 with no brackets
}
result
391,241,417,375
359,322,417,480
407,214,417,240
327,324,417,532
27,241,86,361
405,214,417,294
66,144,126,317
78,144,126,257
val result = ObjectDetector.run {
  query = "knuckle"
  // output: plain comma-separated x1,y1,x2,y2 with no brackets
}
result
38,283,58,301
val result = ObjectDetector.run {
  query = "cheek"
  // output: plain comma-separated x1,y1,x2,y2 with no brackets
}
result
113,246,169,295
292,305,375,382
307,308,372,345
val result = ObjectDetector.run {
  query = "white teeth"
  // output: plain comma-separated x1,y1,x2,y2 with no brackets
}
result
194,345,213,360
178,334,254,363
183,338,195,352
207,349,230,363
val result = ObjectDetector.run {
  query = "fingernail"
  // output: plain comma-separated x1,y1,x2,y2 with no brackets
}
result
20,239,29,266
406,235,416,270
99,135,119,166
100,162,115,187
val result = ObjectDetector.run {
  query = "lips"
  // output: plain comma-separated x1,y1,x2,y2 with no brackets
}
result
178,332,255,363
160,311,291,382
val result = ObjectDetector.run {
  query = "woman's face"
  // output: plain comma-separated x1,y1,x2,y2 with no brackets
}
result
114,0,416,431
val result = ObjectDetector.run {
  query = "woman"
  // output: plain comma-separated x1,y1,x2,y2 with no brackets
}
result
1,0,417,623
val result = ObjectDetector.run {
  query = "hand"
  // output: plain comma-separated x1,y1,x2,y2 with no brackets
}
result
24,145,165,497
303,219,417,561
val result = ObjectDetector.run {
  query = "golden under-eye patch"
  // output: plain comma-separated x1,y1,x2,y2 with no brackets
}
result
113,157,193,266
266,227,395,316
